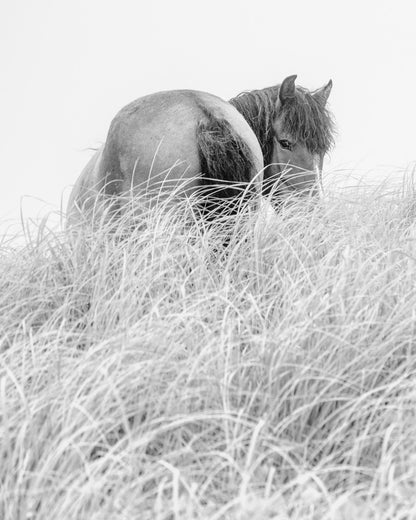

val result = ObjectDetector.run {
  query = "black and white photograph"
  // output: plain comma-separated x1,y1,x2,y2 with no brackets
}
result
1,1,416,518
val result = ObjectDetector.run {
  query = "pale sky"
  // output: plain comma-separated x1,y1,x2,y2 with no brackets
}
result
1,0,415,231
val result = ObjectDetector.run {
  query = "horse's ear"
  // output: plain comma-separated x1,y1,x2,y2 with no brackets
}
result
313,79,333,106
279,75,297,104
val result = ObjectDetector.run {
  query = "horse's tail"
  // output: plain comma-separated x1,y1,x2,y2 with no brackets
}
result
196,107,256,215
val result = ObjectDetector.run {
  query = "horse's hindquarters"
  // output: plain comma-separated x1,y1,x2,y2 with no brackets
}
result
67,89,265,228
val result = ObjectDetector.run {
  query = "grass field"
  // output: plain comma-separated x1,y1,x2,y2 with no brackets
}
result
1,183,416,519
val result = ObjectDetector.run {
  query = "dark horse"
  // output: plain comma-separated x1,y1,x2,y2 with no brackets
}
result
67,75,334,225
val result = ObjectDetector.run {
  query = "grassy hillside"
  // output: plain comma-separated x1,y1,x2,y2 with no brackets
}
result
1,185,416,519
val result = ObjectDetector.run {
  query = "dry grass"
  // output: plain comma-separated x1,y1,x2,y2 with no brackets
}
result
1,184,416,519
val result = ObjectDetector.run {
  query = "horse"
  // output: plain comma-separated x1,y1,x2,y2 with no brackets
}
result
67,75,334,226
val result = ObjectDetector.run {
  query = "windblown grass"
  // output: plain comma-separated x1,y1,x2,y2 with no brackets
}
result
1,184,416,519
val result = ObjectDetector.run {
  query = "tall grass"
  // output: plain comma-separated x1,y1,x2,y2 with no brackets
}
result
1,184,416,519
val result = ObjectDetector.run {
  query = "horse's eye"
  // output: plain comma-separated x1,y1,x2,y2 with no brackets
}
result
279,139,293,151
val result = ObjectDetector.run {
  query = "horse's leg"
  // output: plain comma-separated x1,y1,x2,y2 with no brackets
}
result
66,147,106,228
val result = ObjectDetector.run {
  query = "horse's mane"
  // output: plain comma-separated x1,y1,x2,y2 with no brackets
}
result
229,85,335,164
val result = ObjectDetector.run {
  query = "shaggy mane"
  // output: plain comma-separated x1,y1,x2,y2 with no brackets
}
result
229,85,335,164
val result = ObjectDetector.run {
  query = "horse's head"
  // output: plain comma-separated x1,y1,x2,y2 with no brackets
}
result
269,75,334,197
